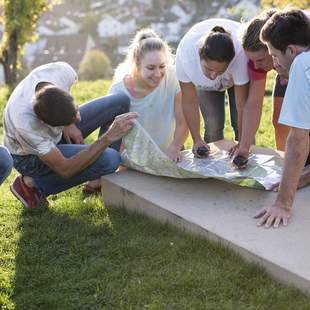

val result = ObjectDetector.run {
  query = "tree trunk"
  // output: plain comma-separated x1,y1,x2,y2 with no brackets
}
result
0,28,19,87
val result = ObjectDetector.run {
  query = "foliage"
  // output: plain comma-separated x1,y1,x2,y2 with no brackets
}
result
0,0,58,86
79,49,113,81
80,14,99,38
261,0,309,9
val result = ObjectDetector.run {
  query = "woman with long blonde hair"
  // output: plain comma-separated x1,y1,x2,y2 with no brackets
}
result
110,28,188,162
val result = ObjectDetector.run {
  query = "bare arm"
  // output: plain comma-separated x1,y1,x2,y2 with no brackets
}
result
39,112,138,179
166,91,189,161
179,81,201,142
234,83,249,142
179,81,209,156
255,127,309,228
172,91,189,147
237,79,266,156
276,128,309,207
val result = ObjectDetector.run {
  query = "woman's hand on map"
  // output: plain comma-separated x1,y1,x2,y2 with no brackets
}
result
166,143,182,162
229,144,250,169
228,143,239,157
192,140,210,158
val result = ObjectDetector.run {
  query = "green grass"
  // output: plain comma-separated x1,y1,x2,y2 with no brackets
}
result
1,78,310,309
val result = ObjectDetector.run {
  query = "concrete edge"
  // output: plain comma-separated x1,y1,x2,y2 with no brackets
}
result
102,178,310,296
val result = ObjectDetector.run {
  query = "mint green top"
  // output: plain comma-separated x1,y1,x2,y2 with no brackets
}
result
109,67,180,151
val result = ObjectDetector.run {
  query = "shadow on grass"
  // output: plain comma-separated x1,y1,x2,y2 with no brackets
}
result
11,197,310,310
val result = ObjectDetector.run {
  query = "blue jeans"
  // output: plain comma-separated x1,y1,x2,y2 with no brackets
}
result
0,146,13,185
197,87,238,143
12,93,130,196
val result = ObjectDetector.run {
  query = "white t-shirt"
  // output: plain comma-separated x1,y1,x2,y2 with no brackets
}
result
176,18,249,91
4,62,77,156
109,67,180,150
279,50,310,129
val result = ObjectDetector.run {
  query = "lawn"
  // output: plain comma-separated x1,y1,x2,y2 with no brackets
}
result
1,77,310,309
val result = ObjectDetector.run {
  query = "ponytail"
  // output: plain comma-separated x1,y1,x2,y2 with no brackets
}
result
199,26,235,63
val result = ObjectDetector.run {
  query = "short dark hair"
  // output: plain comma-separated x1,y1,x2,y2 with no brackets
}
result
199,26,235,63
242,9,277,52
33,86,77,126
261,8,310,53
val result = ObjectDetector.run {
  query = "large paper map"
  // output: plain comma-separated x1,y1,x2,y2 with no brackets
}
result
122,122,283,190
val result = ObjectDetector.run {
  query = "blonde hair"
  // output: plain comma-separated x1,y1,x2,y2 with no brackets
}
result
114,28,174,82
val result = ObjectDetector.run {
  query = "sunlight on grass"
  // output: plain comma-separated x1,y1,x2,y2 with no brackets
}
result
1,77,310,309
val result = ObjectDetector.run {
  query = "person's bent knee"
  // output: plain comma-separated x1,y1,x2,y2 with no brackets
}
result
0,146,13,184
115,93,130,114
97,148,121,175
0,147,13,169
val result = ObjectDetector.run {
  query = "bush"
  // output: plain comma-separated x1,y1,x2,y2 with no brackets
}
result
78,49,112,80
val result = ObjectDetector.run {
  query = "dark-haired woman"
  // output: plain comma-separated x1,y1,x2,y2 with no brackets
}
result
176,19,249,156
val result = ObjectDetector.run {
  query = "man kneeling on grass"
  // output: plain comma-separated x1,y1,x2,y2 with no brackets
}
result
4,62,138,209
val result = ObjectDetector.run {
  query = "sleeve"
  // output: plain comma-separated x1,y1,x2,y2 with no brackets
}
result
15,128,57,156
230,50,250,85
168,67,181,95
175,50,192,83
248,60,267,81
279,59,310,129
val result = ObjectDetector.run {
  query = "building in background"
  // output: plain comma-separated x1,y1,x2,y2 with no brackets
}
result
0,0,260,83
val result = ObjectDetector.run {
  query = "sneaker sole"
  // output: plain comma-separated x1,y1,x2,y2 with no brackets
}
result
10,184,32,208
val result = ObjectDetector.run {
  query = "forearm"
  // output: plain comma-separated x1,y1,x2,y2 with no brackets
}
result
41,112,138,179
298,170,310,189
239,102,263,150
171,123,189,149
236,107,243,142
234,84,249,142
276,132,309,208
182,98,201,142
180,82,202,142
46,134,112,179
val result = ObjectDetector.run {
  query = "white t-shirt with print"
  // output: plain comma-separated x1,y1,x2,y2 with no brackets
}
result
109,67,180,151
176,18,249,91
4,62,77,156
279,50,310,129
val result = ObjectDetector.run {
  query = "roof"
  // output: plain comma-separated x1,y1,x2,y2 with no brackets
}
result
31,34,95,71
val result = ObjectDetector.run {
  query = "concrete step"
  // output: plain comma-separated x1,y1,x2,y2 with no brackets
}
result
102,141,310,294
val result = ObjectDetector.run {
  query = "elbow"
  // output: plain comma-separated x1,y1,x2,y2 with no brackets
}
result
60,170,74,179
53,164,75,179
287,131,309,155
55,169,72,179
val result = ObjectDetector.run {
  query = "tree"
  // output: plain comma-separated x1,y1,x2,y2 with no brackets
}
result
0,0,56,86
261,0,308,8
78,49,112,81
80,14,99,39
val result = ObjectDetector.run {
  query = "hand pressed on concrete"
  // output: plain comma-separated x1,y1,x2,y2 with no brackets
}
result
254,203,292,228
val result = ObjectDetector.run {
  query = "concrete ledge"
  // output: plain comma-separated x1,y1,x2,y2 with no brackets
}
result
102,141,310,294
